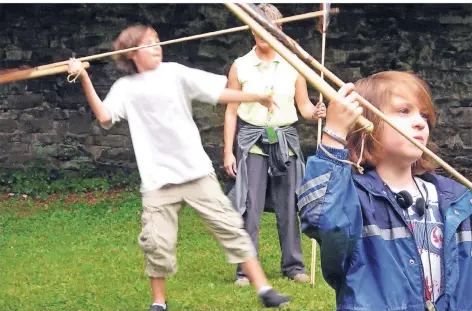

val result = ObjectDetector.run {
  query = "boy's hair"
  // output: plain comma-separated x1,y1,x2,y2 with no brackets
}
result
258,3,283,21
347,71,438,175
111,25,158,73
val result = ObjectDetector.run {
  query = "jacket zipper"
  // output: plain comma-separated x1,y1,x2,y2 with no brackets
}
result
382,193,428,306
379,188,469,306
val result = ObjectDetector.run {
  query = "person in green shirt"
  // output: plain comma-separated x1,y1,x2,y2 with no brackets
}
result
224,3,326,286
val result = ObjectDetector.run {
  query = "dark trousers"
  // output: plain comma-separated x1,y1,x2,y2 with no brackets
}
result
236,153,305,279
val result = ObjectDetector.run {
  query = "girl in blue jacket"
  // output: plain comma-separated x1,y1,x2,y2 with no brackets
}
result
298,71,472,311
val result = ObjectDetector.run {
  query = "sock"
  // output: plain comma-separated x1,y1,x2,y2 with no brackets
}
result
152,303,166,309
258,286,272,296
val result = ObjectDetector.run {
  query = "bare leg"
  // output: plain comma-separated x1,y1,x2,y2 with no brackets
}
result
150,277,166,304
182,174,290,307
241,257,269,292
242,257,291,308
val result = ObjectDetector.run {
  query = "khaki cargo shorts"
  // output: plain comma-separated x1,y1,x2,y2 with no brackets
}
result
138,172,256,278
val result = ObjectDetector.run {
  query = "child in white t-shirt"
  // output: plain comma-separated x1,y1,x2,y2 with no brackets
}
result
68,25,289,311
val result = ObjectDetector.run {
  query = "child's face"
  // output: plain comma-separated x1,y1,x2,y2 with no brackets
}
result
130,29,162,72
378,95,430,165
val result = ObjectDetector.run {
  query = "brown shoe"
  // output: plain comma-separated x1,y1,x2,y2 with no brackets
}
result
291,273,310,283
234,277,250,287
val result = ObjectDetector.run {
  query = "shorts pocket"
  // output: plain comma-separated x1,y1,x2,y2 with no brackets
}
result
138,218,158,253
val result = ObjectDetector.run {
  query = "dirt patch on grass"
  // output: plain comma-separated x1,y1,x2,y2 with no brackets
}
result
0,189,130,217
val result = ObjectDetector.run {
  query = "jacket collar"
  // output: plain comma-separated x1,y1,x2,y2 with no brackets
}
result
353,169,468,208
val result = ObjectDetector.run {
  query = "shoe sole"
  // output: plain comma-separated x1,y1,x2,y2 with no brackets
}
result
268,301,290,308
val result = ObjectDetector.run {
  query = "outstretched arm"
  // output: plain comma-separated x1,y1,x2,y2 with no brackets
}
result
68,58,112,127
218,88,276,112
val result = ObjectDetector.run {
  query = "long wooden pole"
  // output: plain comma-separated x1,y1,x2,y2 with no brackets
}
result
311,2,330,289
316,33,326,146
0,9,338,84
317,9,327,148
228,3,472,191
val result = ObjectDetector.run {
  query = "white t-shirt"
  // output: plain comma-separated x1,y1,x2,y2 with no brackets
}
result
393,177,444,303
101,62,227,193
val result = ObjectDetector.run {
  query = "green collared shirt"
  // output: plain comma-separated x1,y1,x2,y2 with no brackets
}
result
235,46,299,156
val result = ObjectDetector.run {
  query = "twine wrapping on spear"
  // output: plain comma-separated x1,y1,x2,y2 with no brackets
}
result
224,4,472,189
0,9,338,85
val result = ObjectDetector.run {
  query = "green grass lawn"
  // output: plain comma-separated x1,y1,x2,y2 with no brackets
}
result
0,191,335,311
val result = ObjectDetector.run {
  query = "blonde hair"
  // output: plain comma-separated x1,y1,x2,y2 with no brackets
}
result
347,71,438,175
257,3,283,21
111,25,158,73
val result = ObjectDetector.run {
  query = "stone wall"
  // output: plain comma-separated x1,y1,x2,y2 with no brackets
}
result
1,3,471,182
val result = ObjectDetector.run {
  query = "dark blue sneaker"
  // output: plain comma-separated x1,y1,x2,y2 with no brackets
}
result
148,304,167,311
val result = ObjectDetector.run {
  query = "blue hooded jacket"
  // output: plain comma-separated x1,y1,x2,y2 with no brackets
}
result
298,145,472,311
